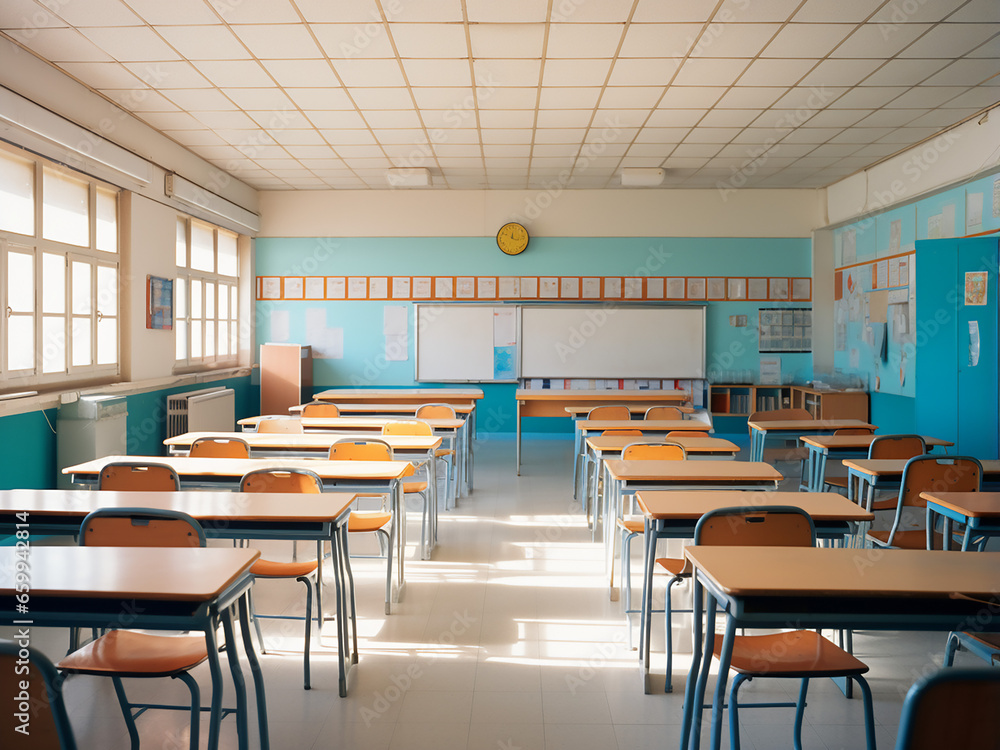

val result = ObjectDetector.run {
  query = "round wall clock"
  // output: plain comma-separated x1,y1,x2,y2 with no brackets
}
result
496,222,529,256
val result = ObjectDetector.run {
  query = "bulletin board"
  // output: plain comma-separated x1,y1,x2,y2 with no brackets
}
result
414,304,519,382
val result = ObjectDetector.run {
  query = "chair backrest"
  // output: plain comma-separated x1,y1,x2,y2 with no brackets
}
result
256,417,303,434
644,406,682,420
98,462,181,492
694,506,816,547
587,405,631,421
622,442,686,460
189,437,251,459
381,419,432,436
329,439,393,461
869,434,926,460
747,408,813,423
79,507,206,548
898,455,982,510
666,430,707,438
601,429,644,436
895,668,1000,750
0,640,77,749
301,402,340,418
240,468,324,494
833,427,875,436
415,403,456,419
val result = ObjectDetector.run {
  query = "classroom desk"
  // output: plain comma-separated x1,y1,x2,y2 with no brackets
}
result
635,491,874,694
514,389,690,475
0,545,266,750
292,402,475,415
63,455,415,606
845,458,1000,510
922,492,1000,551
238,414,471,501
164,430,444,558
681,547,1000,750
799,434,954,492
746,419,877,463
0,488,359,696
582,436,739,534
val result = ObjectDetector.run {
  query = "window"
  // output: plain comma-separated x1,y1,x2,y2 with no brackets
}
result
0,146,119,389
175,217,239,368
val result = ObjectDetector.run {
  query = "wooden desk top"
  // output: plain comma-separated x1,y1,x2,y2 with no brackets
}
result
63,455,415,481
586,436,739,455
0,546,259,602
579,419,710,433
844,458,1000,478
605,460,782,483
921,492,1000,519
313,388,483,402
166,431,441,452
801,435,953,450
516,389,689,402
0,488,357,524
291,402,474,415
685,546,1000,600
238,415,463,430
636,491,873,522
565,404,695,416
746,419,877,432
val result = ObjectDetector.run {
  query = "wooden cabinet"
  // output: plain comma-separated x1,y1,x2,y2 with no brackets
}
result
260,343,312,415
790,386,868,421
710,384,868,420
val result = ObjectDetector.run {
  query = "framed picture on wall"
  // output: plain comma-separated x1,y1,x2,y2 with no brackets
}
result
146,275,173,330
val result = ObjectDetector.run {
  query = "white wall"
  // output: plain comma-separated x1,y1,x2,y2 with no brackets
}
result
259,187,825,238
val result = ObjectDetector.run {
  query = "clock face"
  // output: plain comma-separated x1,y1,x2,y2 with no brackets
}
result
497,222,529,256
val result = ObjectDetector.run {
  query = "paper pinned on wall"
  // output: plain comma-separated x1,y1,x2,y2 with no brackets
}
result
842,228,856,265
759,357,781,385
888,259,900,288
284,277,304,299
899,257,910,287
928,214,942,239
540,277,559,298
385,333,408,361
368,277,388,299
456,277,475,298
306,307,326,343
876,260,888,289
412,277,432,298
994,176,1000,218
392,277,411,299
493,308,517,347
966,191,984,234
434,276,453,298
478,277,497,299
727,278,746,300
498,277,520,298
941,204,955,238
326,277,346,299
304,277,325,299
560,277,580,298
603,277,622,298
646,277,664,299
520,277,538,298
270,310,290,342
261,277,281,300
890,219,901,253
666,277,686,299
624,277,643,299
347,277,367,299
581,277,601,298
321,328,344,359
384,305,408,335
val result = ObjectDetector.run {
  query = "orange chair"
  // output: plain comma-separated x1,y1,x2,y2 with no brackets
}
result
255,417,303,434
301,402,340,418
582,405,634,513
1,640,77,749
895,668,1000,750
380,420,434,542
868,455,982,550
189,437,251,458
57,508,213,750
98,462,180,491
694,506,876,749
644,406,682,420
823,432,918,496
748,408,813,485
666,430,708,439
617,442,687,647
601,429,643,436
329,439,396,614
415,403,458,509
239,468,326,688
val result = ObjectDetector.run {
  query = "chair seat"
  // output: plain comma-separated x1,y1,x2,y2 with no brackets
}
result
962,632,1000,650
655,557,689,577
867,528,944,549
58,630,208,677
403,481,428,494
349,511,392,533
713,630,868,678
823,475,849,489
616,517,644,534
435,448,455,457
871,498,897,511
251,557,318,578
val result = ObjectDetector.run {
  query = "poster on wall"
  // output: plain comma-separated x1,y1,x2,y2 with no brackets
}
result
965,271,988,305
146,276,173,330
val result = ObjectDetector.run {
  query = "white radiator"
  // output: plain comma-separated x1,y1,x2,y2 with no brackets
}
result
166,387,235,437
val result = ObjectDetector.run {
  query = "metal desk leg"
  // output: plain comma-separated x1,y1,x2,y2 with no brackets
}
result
709,614,737,750
640,518,656,694
394,479,405,604
516,400,522,475
572,425,582,501
237,595,269,749
466,408,475,492
205,624,224,749
220,607,250,750
330,521,349,696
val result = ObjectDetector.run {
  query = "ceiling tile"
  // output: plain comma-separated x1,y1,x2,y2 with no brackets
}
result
737,58,815,86
59,61,143,89
8,28,113,61
780,127,845,143
872,0,979,24
536,110,594,128
793,0,884,22
121,0,222,25
192,60,273,88
321,130,378,145
477,87,538,109
673,58,751,87
632,0,725,22
230,24,324,59
658,87,727,108
593,109,649,128
466,0,548,23
155,26,252,61
364,110,423,128
965,34,1000,59
542,59,614,86
831,23,932,58
884,86,968,107
481,128,533,144
802,109,871,127
479,109,536,128
390,23,469,58
907,107,984,127
103,88,179,111
689,23,782,58
599,87,663,109
646,109,708,127
312,24,396,58
771,86,849,110
216,0,301,24
79,26,180,62
469,24,546,58
0,0,67,28
193,110,259,128
763,24,856,57
828,87,907,107
402,59,473,87
268,129,327,145
473,59,542,87
371,128,426,144
714,87,786,108
876,127,941,143
308,110,369,128
608,58,681,86
163,129,229,146
333,58,406,87
634,128,692,143
283,145,339,159
863,58,951,86
537,86,602,109
124,60,211,88
829,127,897,143
411,87,475,108
286,88,354,109
799,58,884,87
802,143,861,156
546,23,626,58
222,88,295,110
899,24,1000,58
699,109,764,127
54,0,143,27
938,87,1000,108
534,128,588,143
162,87,235,111
139,110,206,130
923,58,1000,86
259,60,340,88
683,127,744,143
391,0,464,22
715,0,803,21
618,23,701,57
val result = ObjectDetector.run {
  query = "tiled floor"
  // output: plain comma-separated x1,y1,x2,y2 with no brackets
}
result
10,436,976,749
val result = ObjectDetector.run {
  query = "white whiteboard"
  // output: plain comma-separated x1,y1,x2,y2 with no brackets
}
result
415,305,496,381
520,306,705,379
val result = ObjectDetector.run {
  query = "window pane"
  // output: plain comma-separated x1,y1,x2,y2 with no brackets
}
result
205,319,215,357
96,266,116,316
97,316,116,365
8,315,34,370
95,187,117,252
217,231,237,276
72,262,92,315
191,319,202,358
8,251,34,313
230,285,238,319
176,218,187,267
230,319,237,353
176,319,188,360
218,321,229,356
0,152,34,235
42,253,65,314
43,168,89,247
72,317,92,367
191,279,202,318
191,222,214,272
176,277,187,318
205,281,215,318
42,316,66,373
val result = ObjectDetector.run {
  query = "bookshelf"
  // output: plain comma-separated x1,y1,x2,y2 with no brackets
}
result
710,384,868,420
